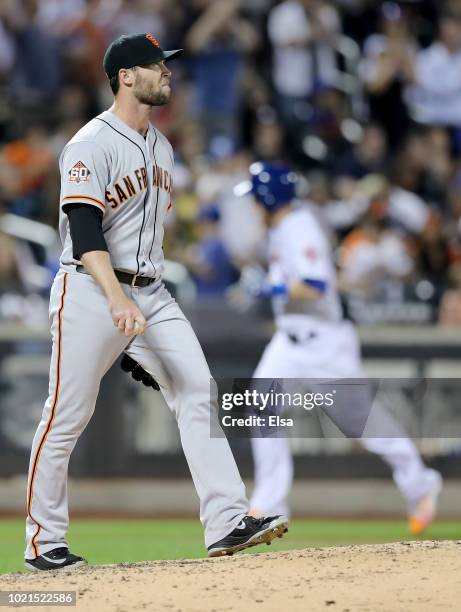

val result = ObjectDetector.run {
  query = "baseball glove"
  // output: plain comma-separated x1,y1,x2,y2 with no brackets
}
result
120,354,160,391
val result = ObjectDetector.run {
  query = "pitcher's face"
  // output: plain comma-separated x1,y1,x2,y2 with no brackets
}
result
133,61,172,107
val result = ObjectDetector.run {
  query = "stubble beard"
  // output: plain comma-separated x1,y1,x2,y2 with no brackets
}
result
134,79,170,107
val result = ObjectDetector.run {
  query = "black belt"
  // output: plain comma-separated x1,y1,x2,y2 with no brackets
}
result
287,331,318,344
76,265,156,288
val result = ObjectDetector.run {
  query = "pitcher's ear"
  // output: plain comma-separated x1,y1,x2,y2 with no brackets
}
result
119,67,136,88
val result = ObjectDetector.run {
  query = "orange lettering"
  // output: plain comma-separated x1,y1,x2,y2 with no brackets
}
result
141,167,148,188
105,190,118,209
135,168,143,190
123,175,136,197
114,182,128,204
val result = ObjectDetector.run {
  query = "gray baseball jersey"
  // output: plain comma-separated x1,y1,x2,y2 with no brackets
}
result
25,110,249,560
59,110,174,278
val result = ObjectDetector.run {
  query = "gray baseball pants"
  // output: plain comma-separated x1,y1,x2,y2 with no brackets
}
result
25,269,248,558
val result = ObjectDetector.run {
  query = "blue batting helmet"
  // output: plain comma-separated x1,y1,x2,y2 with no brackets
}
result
250,162,297,212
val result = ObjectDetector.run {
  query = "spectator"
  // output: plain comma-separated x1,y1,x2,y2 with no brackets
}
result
194,150,266,265
407,8,461,129
414,210,450,305
35,0,86,33
252,117,286,162
0,126,55,221
360,1,417,149
340,0,380,47
355,174,429,235
339,209,413,299
0,8,15,78
323,174,366,235
268,0,341,113
334,123,388,179
108,0,167,41
5,0,63,110
184,0,259,145
179,204,238,297
392,128,453,213
267,0,340,132
173,119,207,171
300,86,349,168
61,0,108,92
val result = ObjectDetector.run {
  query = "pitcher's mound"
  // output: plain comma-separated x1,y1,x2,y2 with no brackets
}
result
1,541,460,611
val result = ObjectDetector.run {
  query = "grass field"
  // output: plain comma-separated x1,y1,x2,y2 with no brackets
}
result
1,518,459,574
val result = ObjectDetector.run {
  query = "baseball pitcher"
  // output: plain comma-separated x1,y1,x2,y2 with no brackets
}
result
24,35,288,571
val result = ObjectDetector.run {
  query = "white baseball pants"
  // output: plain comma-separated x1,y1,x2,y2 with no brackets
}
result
250,321,439,516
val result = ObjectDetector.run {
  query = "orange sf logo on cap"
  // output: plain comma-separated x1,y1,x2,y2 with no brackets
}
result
146,34,160,48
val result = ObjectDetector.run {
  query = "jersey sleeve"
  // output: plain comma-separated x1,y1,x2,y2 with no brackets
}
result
285,221,331,282
59,141,109,213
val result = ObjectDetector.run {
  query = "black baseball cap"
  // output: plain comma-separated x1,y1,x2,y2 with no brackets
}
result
103,34,183,78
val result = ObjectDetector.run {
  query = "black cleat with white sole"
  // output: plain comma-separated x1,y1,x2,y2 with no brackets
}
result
24,547,87,571
207,515,289,557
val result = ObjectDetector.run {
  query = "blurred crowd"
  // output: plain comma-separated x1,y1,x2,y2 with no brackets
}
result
1,0,461,324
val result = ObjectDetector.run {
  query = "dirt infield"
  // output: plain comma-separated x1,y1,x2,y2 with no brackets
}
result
1,541,460,611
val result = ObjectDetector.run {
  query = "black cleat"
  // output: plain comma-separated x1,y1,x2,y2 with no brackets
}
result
207,515,289,557
24,547,87,571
